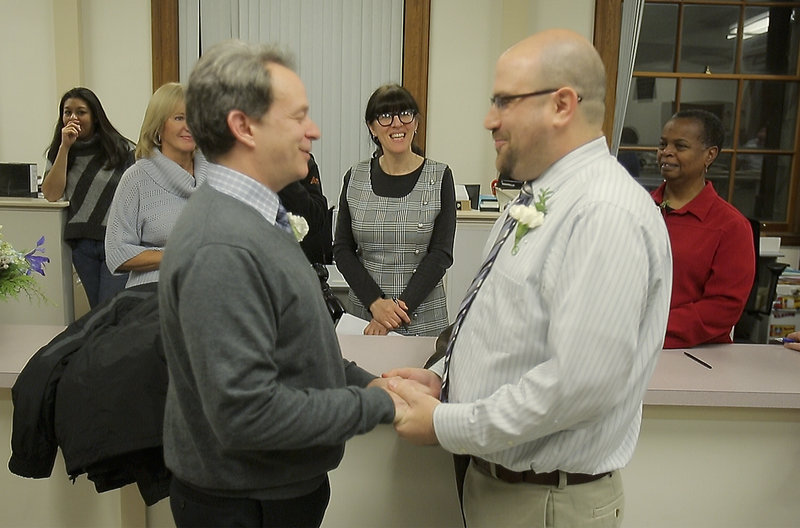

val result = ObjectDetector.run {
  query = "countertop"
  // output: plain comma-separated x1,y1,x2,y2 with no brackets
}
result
1,324,67,387
0,197,68,208
456,210,501,221
4,325,800,410
645,344,800,408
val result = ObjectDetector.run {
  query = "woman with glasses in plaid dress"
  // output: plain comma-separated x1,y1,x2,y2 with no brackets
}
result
334,84,456,337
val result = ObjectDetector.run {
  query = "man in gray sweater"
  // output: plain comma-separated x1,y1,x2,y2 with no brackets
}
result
158,40,400,528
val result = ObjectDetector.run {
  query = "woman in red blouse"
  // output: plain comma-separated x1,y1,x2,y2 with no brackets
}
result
652,109,755,348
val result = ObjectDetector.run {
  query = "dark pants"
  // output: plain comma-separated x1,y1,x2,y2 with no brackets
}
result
70,238,127,308
169,477,331,528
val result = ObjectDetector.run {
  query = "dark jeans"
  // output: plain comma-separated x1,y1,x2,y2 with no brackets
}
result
70,238,127,308
169,477,331,528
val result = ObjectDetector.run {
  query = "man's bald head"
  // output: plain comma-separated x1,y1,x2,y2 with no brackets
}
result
501,29,606,126
485,30,608,182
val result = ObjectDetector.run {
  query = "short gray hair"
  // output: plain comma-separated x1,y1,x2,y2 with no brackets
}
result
185,40,293,161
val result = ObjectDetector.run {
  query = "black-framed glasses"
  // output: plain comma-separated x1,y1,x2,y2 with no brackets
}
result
375,110,416,127
489,88,582,110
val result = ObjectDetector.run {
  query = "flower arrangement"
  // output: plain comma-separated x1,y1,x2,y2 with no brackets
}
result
287,213,309,242
0,225,50,302
508,188,552,255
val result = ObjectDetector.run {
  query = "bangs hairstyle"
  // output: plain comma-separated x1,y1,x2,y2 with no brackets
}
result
136,82,186,160
364,84,420,123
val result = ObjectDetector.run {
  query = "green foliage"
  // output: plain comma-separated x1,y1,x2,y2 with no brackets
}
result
534,188,553,213
0,264,47,302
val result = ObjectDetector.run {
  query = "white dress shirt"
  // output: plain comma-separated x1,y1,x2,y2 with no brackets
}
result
431,138,672,474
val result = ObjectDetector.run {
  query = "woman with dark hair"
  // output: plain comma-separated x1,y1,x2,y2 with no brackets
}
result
105,82,208,289
334,84,456,336
653,109,754,348
42,87,134,308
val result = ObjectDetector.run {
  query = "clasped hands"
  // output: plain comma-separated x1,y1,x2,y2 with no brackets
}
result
365,297,411,335
367,367,442,445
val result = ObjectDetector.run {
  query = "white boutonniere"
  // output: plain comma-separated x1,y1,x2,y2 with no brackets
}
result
508,188,552,255
287,213,309,242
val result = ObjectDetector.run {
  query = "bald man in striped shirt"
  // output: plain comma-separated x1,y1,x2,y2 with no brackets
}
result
387,29,672,528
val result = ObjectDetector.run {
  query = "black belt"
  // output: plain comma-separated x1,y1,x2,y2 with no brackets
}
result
470,456,610,486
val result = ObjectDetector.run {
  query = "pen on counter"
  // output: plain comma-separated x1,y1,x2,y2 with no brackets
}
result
777,337,797,344
684,351,712,369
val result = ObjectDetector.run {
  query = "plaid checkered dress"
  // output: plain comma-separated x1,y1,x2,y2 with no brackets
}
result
345,158,449,336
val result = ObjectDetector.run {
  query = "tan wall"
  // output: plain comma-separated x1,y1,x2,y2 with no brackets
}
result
0,0,151,178
426,0,595,195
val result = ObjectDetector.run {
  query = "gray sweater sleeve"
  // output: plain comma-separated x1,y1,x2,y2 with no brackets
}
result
105,164,146,275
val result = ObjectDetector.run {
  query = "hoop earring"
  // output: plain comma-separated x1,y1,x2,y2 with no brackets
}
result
154,133,161,147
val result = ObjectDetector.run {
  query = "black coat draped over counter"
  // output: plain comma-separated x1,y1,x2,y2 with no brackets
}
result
8,284,170,505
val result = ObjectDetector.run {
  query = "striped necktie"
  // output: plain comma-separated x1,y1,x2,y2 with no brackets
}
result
275,204,293,235
440,184,534,401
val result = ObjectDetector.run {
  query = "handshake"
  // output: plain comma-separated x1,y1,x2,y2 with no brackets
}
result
367,367,444,446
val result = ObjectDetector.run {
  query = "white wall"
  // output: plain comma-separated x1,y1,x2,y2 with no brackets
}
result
426,0,595,195
528,0,595,36
0,0,151,178
425,0,502,193
0,1,58,176
80,0,152,142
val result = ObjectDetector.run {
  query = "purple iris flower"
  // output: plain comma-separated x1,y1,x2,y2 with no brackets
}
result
24,236,49,276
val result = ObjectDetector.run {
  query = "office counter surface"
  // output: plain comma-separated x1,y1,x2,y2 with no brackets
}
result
5,330,800,404
2,327,799,527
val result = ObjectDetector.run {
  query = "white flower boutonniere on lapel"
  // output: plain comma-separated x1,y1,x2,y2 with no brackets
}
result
508,188,552,255
287,213,309,242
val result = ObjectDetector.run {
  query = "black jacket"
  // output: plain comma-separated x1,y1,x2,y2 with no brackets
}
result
8,284,170,505
279,155,333,265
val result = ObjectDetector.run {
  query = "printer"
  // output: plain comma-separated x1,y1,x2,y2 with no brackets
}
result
0,163,38,198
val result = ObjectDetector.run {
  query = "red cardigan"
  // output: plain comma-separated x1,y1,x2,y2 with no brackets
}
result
652,181,755,348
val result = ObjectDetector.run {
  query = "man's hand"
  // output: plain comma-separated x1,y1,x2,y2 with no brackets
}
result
369,297,411,330
367,377,408,423
383,367,441,398
388,378,441,445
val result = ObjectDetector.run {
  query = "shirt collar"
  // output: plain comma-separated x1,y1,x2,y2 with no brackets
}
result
652,180,717,221
528,137,610,196
206,163,281,226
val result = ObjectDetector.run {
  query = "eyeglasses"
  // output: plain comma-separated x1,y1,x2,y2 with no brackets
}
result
489,88,583,110
375,110,416,127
